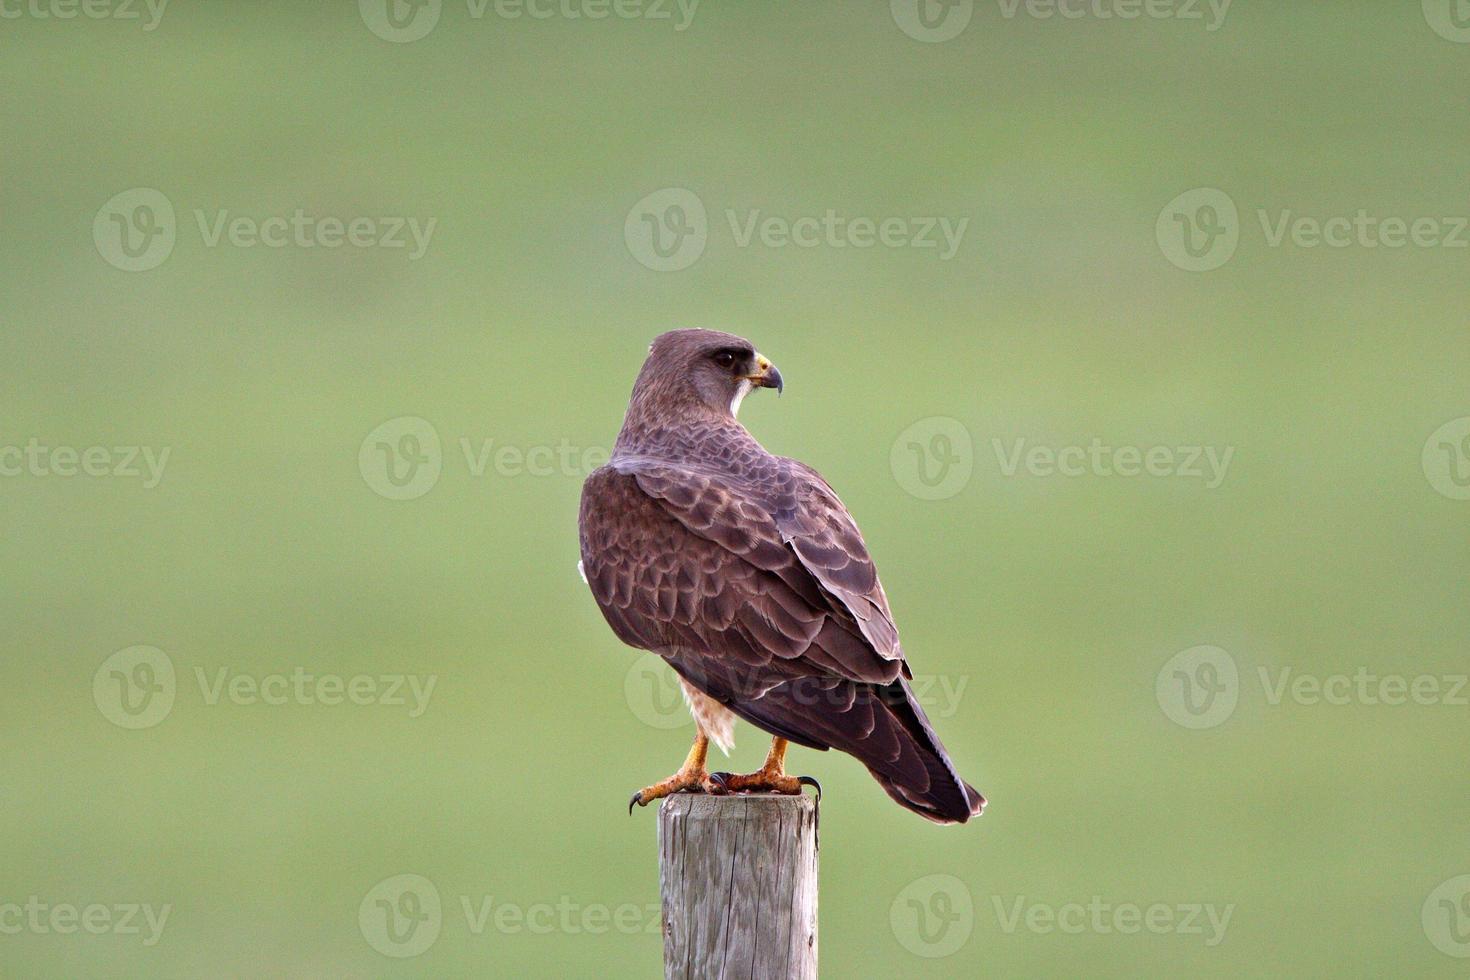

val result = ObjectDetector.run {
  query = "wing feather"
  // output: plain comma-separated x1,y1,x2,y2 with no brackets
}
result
619,458,905,675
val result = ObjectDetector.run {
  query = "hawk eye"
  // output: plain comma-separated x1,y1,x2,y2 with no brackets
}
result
712,350,738,369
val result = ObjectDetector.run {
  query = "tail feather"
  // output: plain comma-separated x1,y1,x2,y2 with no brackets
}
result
868,678,985,823
727,675,985,824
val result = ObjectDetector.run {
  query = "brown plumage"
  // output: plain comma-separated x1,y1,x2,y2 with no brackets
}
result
579,329,985,824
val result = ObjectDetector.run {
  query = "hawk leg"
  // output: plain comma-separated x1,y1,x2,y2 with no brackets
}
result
628,732,724,813
710,737,821,800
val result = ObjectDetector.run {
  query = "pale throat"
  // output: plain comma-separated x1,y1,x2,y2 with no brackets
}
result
729,379,754,418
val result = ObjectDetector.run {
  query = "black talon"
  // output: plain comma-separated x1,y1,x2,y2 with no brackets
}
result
628,791,643,815
707,772,731,794
797,775,821,802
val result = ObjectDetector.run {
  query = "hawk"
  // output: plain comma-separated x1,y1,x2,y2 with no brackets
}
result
579,329,985,824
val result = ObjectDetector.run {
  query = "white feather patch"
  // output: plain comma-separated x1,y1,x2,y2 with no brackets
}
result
729,378,753,418
680,677,736,755
577,560,587,585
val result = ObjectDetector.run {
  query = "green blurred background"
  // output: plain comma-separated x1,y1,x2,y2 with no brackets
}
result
3,1,1468,976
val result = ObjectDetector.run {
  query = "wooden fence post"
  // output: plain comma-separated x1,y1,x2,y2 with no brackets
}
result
657,794,819,979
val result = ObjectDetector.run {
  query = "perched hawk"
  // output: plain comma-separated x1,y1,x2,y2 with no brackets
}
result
579,329,985,824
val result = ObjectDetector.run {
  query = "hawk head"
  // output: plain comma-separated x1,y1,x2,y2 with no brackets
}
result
636,329,783,419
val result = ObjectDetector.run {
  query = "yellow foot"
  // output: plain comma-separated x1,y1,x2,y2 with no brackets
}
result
628,768,724,813
709,769,821,800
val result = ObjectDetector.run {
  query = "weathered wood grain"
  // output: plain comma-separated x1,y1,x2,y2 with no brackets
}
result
658,794,819,979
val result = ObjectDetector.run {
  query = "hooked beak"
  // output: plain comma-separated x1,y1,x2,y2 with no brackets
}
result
742,353,784,396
